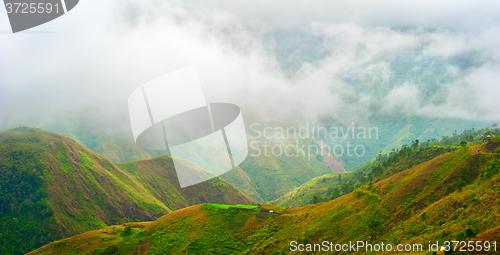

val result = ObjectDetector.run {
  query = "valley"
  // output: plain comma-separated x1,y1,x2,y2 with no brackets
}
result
28,137,500,254
0,127,253,254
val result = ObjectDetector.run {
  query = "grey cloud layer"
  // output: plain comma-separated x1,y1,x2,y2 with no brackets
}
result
179,0,500,31
0,0,499,131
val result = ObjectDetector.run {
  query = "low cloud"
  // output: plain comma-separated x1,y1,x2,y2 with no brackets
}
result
0,0,499,133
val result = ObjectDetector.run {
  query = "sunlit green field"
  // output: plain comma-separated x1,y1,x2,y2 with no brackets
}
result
205,203,258,210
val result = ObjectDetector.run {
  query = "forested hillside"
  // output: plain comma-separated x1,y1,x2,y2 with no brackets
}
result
29,138,500,254
276,126,499,207
0,127,253,254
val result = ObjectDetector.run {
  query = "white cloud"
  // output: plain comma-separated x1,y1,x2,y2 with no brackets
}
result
383,83,421,112
0,0,499,131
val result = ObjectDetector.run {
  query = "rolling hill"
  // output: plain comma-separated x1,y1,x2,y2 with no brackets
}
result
276,126,498,207
238,137,332,202
28,138,500,254
117,157,254,210
0,109,489,206
275,145,456,207
0,127,254,254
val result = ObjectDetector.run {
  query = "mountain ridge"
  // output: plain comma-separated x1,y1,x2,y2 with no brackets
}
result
27,138,500,255
0,127,254,254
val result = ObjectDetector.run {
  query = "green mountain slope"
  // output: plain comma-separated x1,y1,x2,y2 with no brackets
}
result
219,166,264,203
0,127,254,254
117,157,254,209
276,126,498,207
37,116,266,203
276,145,456,207
54,118,329,203
239,138,332,202
29,138,500,255
1,110,488,206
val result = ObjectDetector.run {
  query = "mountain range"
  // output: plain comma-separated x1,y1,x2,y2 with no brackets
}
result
0,127,253,254
28,135,500,254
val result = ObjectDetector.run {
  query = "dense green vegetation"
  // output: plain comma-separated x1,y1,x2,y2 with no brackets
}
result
276,126,500,207
0,130,55,254
238,138,331,202
5,110,488,208
117,157,254,210
30,138,500,254
0,127,254,255
276,144,454,207
0,127,168,255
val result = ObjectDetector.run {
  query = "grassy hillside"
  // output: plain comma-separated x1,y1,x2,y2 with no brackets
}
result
44,116,265,203
239,138,332,202
2,110,488,206
58,118,329,203
276,145,456,207
29,138,500,254
219,166,264,203
276,126,498,207
117,157,254,209
233,116,489,203
0,127,254,254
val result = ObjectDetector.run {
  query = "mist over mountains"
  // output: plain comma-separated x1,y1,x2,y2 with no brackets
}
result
1,0,499,131
1,1,500,254
0,1,497,195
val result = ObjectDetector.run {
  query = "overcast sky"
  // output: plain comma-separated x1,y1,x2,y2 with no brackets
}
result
0,0,499,131
180,0,500,31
